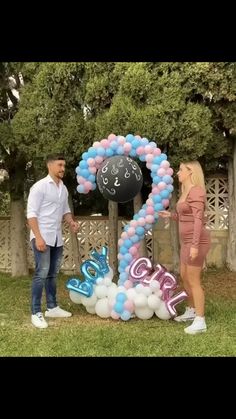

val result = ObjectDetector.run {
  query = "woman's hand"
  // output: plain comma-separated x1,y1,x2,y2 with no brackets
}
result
158,210,171,218
190,247,198,260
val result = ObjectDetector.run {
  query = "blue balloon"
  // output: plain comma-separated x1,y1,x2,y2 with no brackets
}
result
81,260,104,283
116,292,127,303
66,278,93,297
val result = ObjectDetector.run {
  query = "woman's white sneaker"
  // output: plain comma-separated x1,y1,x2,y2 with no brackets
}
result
184,316,207,335
174,307,196,322
31,312,48,329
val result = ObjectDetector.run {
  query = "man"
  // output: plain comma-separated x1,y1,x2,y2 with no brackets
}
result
27,154,79,329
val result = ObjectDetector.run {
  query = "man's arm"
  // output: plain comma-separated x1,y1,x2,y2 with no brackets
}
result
63,212,79,233
27,218,47,251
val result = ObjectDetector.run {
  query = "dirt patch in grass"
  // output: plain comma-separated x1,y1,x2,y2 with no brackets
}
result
202,269,236,299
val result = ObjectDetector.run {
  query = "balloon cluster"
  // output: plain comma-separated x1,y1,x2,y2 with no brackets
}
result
67,247,187,321
75,133,174,285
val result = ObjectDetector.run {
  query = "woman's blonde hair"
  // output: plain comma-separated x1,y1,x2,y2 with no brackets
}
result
182,160,206,193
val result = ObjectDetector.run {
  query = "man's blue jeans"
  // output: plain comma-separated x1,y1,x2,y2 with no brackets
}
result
31,239,63,314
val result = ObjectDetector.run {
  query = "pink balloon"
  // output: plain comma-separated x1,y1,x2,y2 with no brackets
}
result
100,139,109,148
158,181,167,191
146,154,154,163
93,141,100,148
160,160,170,169
95,156,103,164
162,199,169,208
111,310,120,320
158,168,166,177
144,145,153,154
152,187,160,194
145,215,154,224
87,158,96,166
130,220,138,228
118,239,124,246
124,280,133,289
146,206,155,215
137,217,146,226
124,299,134,312
89,167,97,174
129,246,138,256
123,143,132,153
77,176,86,184
153,148,161,156
167,168,174,176
84,181,92,190
136,146,145,156
108,133,116,141
129,257,153,282
166,291,188,317
127,227,135,237
117,136,125,145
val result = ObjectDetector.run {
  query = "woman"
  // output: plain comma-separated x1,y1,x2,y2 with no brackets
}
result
159,161,211,334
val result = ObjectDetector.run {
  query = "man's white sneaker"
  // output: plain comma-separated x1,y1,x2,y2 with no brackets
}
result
184,316,207,335
45,306,72,318
31,312,48,329
174,307,196,322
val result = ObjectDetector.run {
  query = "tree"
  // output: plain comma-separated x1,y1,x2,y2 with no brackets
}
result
0,62,31,276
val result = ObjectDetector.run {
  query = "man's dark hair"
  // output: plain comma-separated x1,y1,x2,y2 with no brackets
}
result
46,153,65,164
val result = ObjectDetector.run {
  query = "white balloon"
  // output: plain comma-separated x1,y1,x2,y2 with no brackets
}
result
96,276,105,285
126,288,137,300
155,289,163,298
83,293,97,307
147,294,161,310
155,301,171,320
107,286,118,299
86,305,96,314
103,276,112,286
149,280,160,291
95,285,108,298
106,267,114,280
69,291,83,304
117,285,126,293
142,286,152,297
134,294,148,308
135,306,154,320
135,283,145,293
95,297,111,318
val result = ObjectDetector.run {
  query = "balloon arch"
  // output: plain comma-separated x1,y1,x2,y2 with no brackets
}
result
67,134,187,321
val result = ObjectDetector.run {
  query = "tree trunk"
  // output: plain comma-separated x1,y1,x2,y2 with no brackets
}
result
226,138,236,271
108,200,118,276
169,189,180,274
133,192,148,257
68,194,81,274
10,199,29,276
8,152,29,277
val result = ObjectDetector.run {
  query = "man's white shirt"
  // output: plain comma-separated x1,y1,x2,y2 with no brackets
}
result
27,174,71,246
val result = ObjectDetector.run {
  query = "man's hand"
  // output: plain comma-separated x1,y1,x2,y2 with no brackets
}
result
35,237,47,252
69,220,79,233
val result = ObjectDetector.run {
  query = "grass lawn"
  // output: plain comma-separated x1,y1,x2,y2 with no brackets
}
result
0,268,235,357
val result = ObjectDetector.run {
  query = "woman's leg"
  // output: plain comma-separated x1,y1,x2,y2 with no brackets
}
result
180,262,194,308
186,265,204,316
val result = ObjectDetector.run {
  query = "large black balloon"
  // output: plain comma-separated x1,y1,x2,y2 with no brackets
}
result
96,156,143,203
